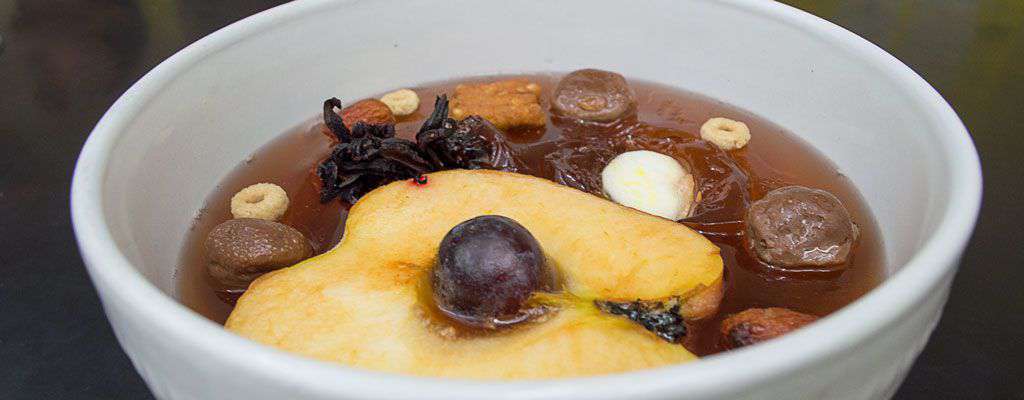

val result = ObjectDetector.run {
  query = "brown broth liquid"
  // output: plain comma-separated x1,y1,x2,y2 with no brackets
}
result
177,73,885,356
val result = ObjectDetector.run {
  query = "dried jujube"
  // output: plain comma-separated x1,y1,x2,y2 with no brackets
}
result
720,307,818,349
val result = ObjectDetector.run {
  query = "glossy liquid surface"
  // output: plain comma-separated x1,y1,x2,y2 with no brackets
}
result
177,74,885,356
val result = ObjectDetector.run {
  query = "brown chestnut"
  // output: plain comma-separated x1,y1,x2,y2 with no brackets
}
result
204,218,313,287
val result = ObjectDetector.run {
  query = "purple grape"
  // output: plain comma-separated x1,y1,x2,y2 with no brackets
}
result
431,215,548,329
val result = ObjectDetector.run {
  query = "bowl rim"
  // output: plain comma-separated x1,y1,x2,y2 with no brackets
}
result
70,0,982,398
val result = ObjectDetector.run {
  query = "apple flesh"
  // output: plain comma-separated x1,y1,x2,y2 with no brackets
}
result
226,170,723,379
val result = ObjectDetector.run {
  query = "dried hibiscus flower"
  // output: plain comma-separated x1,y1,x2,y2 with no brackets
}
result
317,98,431,203
317,95,522,204
417,96,521,172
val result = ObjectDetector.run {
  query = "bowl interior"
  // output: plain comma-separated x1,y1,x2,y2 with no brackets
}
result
100,0,949,295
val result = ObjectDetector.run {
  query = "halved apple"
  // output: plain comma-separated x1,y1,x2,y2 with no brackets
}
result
226,170,723,379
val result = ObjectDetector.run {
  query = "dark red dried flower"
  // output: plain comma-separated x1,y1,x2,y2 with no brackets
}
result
317,95,521,204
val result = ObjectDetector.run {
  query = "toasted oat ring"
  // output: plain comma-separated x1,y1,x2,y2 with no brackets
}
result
230,183,289,221
700,117,751,151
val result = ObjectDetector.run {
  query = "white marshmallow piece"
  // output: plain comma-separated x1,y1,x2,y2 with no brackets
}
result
601,150,696,220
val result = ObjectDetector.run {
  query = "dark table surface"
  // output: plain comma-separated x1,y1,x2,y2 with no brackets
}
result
1,1,1021,399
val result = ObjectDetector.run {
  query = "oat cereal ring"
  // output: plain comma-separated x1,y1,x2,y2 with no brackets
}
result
230,183,289,221
700,117,751,151
380,89,420,116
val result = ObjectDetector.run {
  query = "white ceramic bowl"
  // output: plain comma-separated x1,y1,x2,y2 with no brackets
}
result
71,1,981,399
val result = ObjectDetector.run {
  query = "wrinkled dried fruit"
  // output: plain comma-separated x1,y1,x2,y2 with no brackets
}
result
720,307,818,349
340,99,395,129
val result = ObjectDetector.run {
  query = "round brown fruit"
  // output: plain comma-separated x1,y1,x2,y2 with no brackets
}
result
204,218,313,287
552,69,636,122
746,186,858,269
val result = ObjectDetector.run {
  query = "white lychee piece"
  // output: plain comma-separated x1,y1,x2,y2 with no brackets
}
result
601,150,696,220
